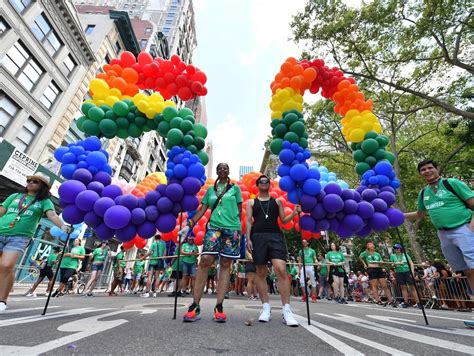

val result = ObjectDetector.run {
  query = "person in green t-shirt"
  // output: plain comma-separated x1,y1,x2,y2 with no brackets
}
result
405,159,474,297
109,245,126,296
83,241,110,296
131,254,145,293
0,172,70,311
359,241,395,306
289,263,299,297
141,234,167,297
53,238,85,297
326,243,347,304
317,254,329,300
158,266,173,293
178,163,243,323
298,239,318,302
26,246,61,297
181,236,199,295
390,244,420,307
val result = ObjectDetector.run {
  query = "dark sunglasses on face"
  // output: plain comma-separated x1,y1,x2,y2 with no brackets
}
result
258,179,270,184
27,179,41,184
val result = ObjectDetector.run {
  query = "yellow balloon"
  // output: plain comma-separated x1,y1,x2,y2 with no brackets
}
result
271,111,282,119
133,93,147,106
137,100,148,113
90,79,109,96
110,88,122,97
345,109,359,119
349,128,365,142
105,96,119,107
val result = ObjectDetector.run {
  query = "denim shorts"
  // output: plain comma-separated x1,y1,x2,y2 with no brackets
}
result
0,235,30,254
182,261,196,276
438,223,474,272
91,264,104,272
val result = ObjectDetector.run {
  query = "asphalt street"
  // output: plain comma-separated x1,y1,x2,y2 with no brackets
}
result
1,291,474,355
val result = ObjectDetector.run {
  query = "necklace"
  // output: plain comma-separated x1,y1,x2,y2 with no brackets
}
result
258,198,270,219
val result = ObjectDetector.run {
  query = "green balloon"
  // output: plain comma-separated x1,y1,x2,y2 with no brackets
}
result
127,115,135,123
99,119,117,136
167,128,184,145
180,120,193,133
365,156,377,167
88,107,105,122
197,150,209,166
187,131,195,138
183,135,194,146
289,121,305,137
129,105,137,112
274,123,288,138
127,112,136,121
376,135,389,148
81,102,95,116
283,113,299,126
147,120,158,130
194,137,205,150
100,104,112,112
82,120,100,135
143,125,151,133
183,115,195,124
76,116,86,131
361,138,379,154
364,131,378,140
154,114,164,124
104,111,117,120
352,149,367,163
271,119,280,128
178,107,194,119
170,117,183,129
187,144,197,154
350,142,359,151
283,131,299,143
302,132,308,139
157,121,171,136
355,162,371,175
116,118,129,129
355,142,362,150
135,116,147,128
165,140,174,150
113,101,129,116
270,138,283,155
385,151,396,164
194,123,208,139
289,109,303,118
128,123,142,138
299,137,308,149
374,149,387,161
163,106,179,122
123,99,133,107
117,129,129,139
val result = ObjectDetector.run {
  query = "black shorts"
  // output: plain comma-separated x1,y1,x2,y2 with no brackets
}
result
245,262,256,273
396,271,414,285
59,268,76,284
171,270,183,279
149,261,164,271
330,267,345,278
39,266,54,279
207,274,216,281
251,232,287,266
367,268,385,280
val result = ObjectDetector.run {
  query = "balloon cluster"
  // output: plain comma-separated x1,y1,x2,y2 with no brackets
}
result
131,172,167,197
268,57,405,237
50,217,83,241
165,147,206,184
54,137,111,180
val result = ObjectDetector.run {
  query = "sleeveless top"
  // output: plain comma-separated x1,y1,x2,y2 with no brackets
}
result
251,198,281,234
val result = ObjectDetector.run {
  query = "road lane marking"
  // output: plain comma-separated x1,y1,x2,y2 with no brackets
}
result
0,306,60,314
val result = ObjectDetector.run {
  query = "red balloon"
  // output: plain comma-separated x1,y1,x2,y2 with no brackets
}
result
110,58,121,66
170,54,181,65
167,83,178,96
160,60,174,73
186,65,196,75
134,236,147,249
164,72,175,84
120,51,136,68
177,87,192,101
176,75,188,88
123,240,135,250
138,52,153,66
192,71,207,84
194,231,204,246
191,81,203,94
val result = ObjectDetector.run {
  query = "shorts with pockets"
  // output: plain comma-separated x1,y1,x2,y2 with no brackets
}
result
0,235,30,254
250,232,288,265
203,226,241,259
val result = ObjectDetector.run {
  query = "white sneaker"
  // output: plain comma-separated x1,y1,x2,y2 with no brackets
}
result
282,304,299,327
258,303,272,322
152,292,157,298
25,292,36,297
0,302,7,313
140,292,150,298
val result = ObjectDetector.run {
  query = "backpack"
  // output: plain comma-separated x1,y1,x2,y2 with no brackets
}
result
420,178,471,209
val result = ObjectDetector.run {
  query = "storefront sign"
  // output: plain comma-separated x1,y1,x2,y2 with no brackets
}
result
0,149,39,186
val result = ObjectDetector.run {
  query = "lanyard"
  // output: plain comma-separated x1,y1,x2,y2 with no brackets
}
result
9,194,37,228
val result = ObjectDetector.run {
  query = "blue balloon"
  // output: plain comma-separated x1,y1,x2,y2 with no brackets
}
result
88,166,98,175
62,152,77,164
86,151,107,169
287,190,299,204
307,168,320,180
188,163,205,179
279,149,295,165
319,166,329,174
320,172,328,181
70,146,85,156
282,140,291,149
61,164,77,179
376,175,390,187
102,164,112,175
83,136,102,151
279,176,295,192
374,161,393,176
174,164,187,178
390,179,401,189
54,147,69,161
278,164,291,177
302,179,321,196
289,164,308,182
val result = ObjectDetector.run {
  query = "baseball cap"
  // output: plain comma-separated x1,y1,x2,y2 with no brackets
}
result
393,243,402,249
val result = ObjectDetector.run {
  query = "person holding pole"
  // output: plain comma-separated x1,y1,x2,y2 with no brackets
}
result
390,243,420,308
298,239,318,302
179,163,243,323
246,174,299,326
0,172,70,312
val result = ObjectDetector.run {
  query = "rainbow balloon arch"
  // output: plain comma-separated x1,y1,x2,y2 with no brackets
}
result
53,52,404,247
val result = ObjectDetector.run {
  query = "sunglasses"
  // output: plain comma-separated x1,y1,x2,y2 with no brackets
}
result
258,179,270,184
26,179,41,184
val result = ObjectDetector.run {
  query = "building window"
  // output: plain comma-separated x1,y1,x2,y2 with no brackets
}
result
0,92,20,135
165,19,173,25
0,17,10,36
62,54,76,77
40,81,61,110
31,13,63,56
13,117,41,152
85,25,95,35
140,39,147,48
114,41,121,54
4,41,44,91
145,27,152,35
9,0,32,14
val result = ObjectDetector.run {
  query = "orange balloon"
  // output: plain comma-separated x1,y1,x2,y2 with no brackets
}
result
111,64,123,75
122,67,139,84
111,77,127,93
290,76,302,90
303,68,317,82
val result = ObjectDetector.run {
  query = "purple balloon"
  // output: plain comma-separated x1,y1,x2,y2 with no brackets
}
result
300,194,317,212
101,184,122,200
311,203,326,220
145,191,161,205
386,208,405,227
357,201,375,219
93,171,112,186
335,211,346,222
316,190,326,202
342,214,365,233
87,181,104,195
137,197,147,209
121,194,138,210
181,177,201,195
156,184,167,196
75,190,100,212
361,189,377,202
369,212,390,231
381,186,396,194
181,195,199,212
172,203,182,216
352,190,362,202
371,198,388,212
114,195,123,205
356,185,368,193
324,183,342,196
343,199,358,214
58,180,86,204
145,205,159,221
72,168,93,185
59,198,69,208
95,223,115,240
115,225,137,242
104,205,131,230
157,197,173,214
356,225,372,237
300,215,316,231
84,211,103,228
341,189,355,201
62,205,85,224
131,208,146,225
137,221,156,239
315,218,330,231
328,217,340,231
322,194,344,213
335,225,352,238
378,191,396,206
156,213,177,233
93,197,115,217
165,183,185,203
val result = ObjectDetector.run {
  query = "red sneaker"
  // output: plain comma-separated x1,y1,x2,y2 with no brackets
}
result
214,305,227,323
301,295,307,302
311,295,317,303
183,304,201,322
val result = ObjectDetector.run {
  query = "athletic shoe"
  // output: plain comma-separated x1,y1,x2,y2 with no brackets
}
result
0,302,7,313
311,295,317,303
153,292,157,298
51,290,59,298
400,302,408,308
463,320,474,329
140,292,150,298
258,303,272,322
415,303,423,309
335,296,341,303
340,298,348,304
25,292,36,297
282,304,298,327
301,295,307,302
87,292,94,297
213,304,227,323
183,303,201,322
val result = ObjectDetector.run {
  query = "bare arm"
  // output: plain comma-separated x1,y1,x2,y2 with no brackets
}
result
404,211,426,220
245,200,254,244
189,204,209,226
46,210,66,228
0,206,6,218
238,202,242,220
276,199,300,224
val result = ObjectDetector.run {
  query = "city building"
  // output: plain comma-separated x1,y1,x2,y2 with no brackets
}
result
239,165,253,180
259,148,279,179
